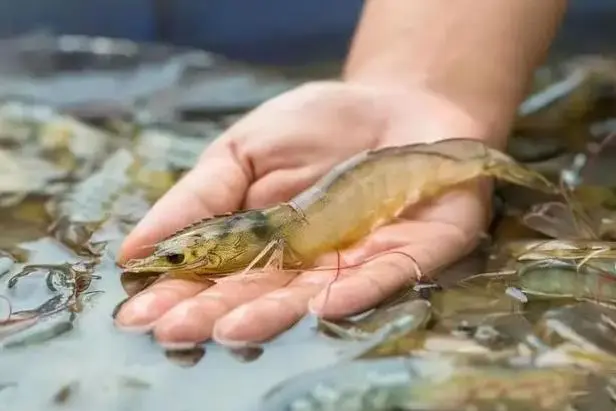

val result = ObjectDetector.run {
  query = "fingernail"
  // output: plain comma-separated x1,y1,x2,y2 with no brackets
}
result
159,341,200,351
111,297,130,319
307,296,324,316
215,336,258,349
114,292,158,326
212,305,250,345
114,321,156,333
340,249,366,266
307,283,342,315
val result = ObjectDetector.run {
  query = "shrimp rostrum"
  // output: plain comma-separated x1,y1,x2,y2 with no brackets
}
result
121,138,557,283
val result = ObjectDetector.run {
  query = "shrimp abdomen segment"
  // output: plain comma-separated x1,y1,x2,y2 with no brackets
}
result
285,141,485,260
284,138,554,262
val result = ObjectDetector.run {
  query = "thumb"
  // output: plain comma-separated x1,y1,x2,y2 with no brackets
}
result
117,141,250,263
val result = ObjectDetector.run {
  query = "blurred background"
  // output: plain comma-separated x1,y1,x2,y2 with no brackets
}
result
0,0,613,65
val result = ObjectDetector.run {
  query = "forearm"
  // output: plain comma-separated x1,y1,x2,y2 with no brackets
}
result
344,0,568,147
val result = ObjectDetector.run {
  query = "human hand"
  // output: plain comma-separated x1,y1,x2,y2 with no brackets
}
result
114,81,494,348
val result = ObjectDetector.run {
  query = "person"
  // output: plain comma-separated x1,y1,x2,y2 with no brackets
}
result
113,0,568,348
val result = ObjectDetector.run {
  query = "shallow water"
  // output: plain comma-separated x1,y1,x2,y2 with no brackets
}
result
0,234,363,411
4,38,616,411
0,77,363,410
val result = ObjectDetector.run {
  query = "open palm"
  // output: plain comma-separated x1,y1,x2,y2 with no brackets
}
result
114,82,491,348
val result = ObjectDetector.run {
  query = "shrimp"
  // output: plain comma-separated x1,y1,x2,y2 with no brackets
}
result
257,356,587,411
121,138,558,282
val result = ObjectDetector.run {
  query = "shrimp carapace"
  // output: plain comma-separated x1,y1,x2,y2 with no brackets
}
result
121,204,305,278
121,138,558,283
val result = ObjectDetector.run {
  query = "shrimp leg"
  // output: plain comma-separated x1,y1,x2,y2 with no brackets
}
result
234,239,300,287
576,246,610,270
143,239,289,289
240,238,286,276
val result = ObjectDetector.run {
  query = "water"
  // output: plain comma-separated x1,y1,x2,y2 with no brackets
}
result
3,43,616,411
0,236,356,411
0,94,355,410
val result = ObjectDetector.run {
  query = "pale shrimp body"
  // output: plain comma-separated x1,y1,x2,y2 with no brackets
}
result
283,138,555,264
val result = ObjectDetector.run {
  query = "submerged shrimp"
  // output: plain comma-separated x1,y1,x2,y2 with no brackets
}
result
257,356,587,411
121,138,557,282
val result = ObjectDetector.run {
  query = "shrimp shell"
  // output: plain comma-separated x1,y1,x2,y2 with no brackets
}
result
285,138,556,264
256,356,585,411
123,138,556,280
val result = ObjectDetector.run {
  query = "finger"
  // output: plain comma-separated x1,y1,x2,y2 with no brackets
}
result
243,164,325,209
150,270,298,347
114,279,212,330
212,269,338,345
308,218,476,319
118,142,250,263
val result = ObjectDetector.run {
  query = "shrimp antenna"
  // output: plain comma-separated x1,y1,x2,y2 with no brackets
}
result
315,250,342,315
299,250,421,274
311,250,423,315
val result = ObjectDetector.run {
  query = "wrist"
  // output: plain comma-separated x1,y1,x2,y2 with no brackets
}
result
342,0,567,151
344,50,524,135
347,79,515,151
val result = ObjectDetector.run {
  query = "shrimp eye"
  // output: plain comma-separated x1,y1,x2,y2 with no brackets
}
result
165,253,185,265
